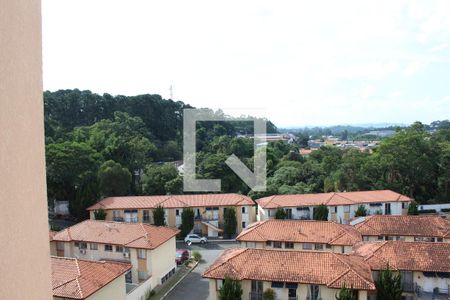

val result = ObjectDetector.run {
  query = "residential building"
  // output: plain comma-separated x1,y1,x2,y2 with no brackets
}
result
51,256,131,300
1,1,53,298
50,220,179,295
353,215,450,242
353,241,450,299
236,219,362,253
203,248,375,300
256,190,411,224
87,193,256,236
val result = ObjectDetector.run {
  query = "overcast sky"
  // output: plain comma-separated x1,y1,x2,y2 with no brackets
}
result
42,0,450,127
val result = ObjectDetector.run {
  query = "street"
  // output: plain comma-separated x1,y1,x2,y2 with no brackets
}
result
165,241,239,300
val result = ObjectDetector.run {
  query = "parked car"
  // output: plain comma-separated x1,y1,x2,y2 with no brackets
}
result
184,234,207,245
175,249,189,265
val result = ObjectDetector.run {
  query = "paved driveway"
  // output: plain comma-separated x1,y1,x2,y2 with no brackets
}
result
165,242,238,300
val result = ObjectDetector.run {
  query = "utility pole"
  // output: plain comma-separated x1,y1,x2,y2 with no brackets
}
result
170,85,173,99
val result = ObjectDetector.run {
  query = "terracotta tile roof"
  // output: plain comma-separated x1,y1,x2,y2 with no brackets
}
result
203,248,375,290
236,220,362,246
355,215,450,238
352,241,450,272
51,256,131,299
256,190,411,209
52,220,179,250
87,193,254,210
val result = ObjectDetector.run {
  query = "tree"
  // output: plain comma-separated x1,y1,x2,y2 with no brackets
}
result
407,201,419,215
165,176,183,195
97,160,132,197
223,207,237,238
153,205,165,226
354,205,367,217
263,288,276,300
335,286,356,300
376,266,403,300
180,208,194,237
275,207,287,219
142,163,178,195
219,277,243,300
313,204,329,221
94,209,107,220
45,141,101,220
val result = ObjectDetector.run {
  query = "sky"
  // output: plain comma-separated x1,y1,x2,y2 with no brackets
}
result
42,0,450,127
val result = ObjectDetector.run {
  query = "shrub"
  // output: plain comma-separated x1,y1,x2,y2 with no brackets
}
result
354,205,367,217
192,250,202,262
219,277,243,300
407,201,418,215
223,207,237,238
94,208,107,220
376,266,403,300
335,286,356,300
275,208,287,219
263,288,276,300
313,204,329,220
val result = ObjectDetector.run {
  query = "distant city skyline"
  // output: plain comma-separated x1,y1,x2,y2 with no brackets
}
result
42,0,450,127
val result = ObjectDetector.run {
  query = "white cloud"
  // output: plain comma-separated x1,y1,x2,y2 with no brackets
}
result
42,0,450,127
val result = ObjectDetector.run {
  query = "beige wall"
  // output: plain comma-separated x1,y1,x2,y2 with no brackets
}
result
208,279,369,300
0,0,52,299
239,241,352,253
148,237,177,287
363,235,448,242
92,205,256,234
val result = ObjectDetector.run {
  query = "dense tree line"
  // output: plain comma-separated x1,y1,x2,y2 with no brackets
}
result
45,89,276,219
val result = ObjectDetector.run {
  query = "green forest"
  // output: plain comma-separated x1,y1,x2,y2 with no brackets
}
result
45,89,450,220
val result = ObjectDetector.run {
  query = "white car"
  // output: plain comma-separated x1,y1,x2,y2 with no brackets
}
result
184,234,207,245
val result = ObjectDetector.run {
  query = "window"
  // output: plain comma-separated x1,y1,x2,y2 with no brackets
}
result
116,246,124,252
271,282,284,288
56,242,65,251
273,241,282,248
302,243,313,250
326,244,332,249
242,207,246,214
242,221,246,229
363,236,370,241
137,248,146,259
79,242,87,249
402,202,408,209
372,271,380,281
125,271,132,284
74,242,79,248
113,210,121,220
309,285,320,300
216,279,223,291
285,242,294,249
333,206,337,213
344,205,350,213
89,243,98,250
314,244,324,250
437,238,443,242
268,210,271,217
266,241,272,246
176,209,180,216
143,210,150,223
377,236,384,241
104,244,113,252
